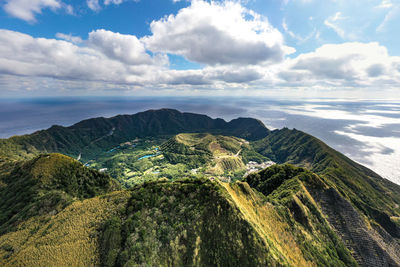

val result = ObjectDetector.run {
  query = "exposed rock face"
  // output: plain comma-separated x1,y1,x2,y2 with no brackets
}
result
311,187,400,267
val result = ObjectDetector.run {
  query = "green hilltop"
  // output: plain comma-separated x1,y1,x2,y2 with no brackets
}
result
0,109,268,161
0,109,399,266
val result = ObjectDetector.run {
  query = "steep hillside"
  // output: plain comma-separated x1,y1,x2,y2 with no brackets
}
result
245,164,400,266
0,170,360,266
101,179,274,266
0,109,269,161
101,178,359,266
220,181,356,267
0,191,130,266
1,110,400,266
253,128,400,237
0,153,119,234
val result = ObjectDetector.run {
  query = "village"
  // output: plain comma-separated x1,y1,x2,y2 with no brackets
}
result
244,160,276,177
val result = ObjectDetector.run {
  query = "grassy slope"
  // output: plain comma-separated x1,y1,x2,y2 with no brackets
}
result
220,181,313,266
0,154,119,234
244,165,357,267
1,109,400,266
0,159,390,266
101,179,275,267
100,177,360,267
0,191,130,266
253,128,400,236
2,176,319,267
0,154,126,266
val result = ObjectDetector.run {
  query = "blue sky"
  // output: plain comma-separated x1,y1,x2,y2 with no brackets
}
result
0,0,399,98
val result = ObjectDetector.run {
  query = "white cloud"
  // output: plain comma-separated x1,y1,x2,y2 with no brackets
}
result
0,29,263,89
3,0,62,22
87,0,101,11
88,29,156,65
278,42,400,88
0,29,165,85
143,0,294,65
1,28,400,92
55,33,83,44
1,1,400,94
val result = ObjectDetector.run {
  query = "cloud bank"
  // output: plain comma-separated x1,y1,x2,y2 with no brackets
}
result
1,0,400,94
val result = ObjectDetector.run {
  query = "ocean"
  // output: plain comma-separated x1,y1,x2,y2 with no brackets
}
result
1,96,399,185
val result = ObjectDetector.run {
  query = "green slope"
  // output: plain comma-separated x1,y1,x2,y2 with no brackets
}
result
0,153,119,234
1,110,400,266
101,179,275,266
253,128,400,229
0,109,269,161
0,190,130,266
0,157,359,267
252,129,400,265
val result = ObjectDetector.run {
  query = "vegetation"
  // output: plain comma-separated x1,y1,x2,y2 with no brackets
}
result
245,164,357,266
0,109,269,161
0,153,119,234
253,128,400,237
161,133,250,175
0,191,130,266
1,110,400,266
101,179,277,266
81,133,267,187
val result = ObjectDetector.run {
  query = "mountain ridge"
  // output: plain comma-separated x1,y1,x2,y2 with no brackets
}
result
0,109,269,161
1,109,400,266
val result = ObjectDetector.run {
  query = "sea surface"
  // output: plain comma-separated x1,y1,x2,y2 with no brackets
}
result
1,96,399,185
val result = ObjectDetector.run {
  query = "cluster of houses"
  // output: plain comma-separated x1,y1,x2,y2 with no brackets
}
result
244,160,275,177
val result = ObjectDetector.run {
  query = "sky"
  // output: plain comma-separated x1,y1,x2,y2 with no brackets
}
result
0,0,400,98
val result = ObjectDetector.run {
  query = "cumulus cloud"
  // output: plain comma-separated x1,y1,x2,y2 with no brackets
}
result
1,1,400,93
0,29,263,89
143,0,293,65
278,42,400,88
1,28,400,92
88,29,156,65
3,0,63,22
0,29,165,85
